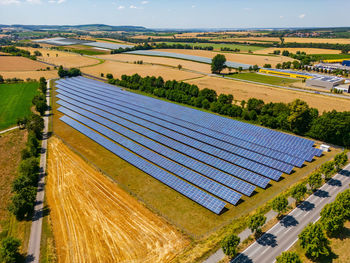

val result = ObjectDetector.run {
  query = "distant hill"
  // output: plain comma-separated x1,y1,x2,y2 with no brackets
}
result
1,24,150,32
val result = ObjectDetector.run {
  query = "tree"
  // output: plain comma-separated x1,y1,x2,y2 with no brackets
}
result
106,73,114,79
299,223,330,260
100,73,104,77
336,189,350,219
272,196,288,217
58,65,67,78
248,214,266,236
291,184,307,203
308,172,322,192
334,152,348,171
263,64,272,68
221,234,240,257
320,202,346,235
199,88,217,102
0,237,21,263
276,252,302,263
18,157,39,177
320,161,335,181
177,64,182,70
0,74,4,83
211,54,227,74
9,186,37,220
287,99,314,135
35,100,47,116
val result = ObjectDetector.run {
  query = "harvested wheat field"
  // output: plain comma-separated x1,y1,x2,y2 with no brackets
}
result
81,60,203,81
255,47,341,55
47,137,188,263
19,47,101,68
157,49,293,67
0,56,47,71
187,76,350,112
98,53,211,73
0,70,58,80
219,37,350,44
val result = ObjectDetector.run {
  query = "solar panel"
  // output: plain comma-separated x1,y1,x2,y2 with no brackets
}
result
56,84,283,180
59,107,242,205
57,80,294,174
56,91,270,188
60,115,226,214
57,100,256,196
61,77,318,164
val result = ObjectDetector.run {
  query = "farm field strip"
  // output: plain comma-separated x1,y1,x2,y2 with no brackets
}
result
47,137,187,262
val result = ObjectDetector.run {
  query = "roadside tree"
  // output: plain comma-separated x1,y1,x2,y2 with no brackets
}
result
211,54,227,74
221,234,240,258
276,251,302,263
248,214,266,236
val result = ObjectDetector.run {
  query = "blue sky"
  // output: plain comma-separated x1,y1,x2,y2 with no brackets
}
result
0,0,349,29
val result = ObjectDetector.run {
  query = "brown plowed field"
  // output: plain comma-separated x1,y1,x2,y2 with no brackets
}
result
47,137,187,263
0,56,47,71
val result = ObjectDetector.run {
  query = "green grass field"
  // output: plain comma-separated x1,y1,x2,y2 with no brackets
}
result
312,54,350,60
160,42,265,52
227,72,299,86
0,82,38,130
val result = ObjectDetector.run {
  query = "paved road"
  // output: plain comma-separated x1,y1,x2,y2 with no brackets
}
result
0,126,19,135
231,163,350,263
26,79,51,263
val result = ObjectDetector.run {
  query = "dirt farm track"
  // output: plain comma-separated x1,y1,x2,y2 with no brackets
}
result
46,137,187,263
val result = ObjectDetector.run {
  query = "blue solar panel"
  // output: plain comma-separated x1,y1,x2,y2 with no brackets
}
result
56,92,270,188
60,77,313,165
60,115,226,214
57,80,294,174
59,108,242,205
57,100,256,196
56,84,283,180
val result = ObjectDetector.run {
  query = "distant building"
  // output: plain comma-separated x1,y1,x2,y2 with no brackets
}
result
334,84,350,93
306,76,345,89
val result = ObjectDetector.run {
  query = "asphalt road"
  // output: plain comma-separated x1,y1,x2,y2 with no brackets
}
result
232,163,350,263
26,79,51,263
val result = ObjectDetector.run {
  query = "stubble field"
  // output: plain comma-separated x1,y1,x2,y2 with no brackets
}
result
255,47,342,55
46,137,188,263
81,59,203,81
0,56,47,71
187,76,350,112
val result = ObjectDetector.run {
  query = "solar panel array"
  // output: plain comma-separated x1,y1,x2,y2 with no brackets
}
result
55,76,323,214
126,50,251,69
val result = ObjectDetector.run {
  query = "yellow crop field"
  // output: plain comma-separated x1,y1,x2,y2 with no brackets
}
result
0,70,58,80
187,76,350,112
81,60,203,81
0,56,47,71
47,137,188,263
98,53,212,73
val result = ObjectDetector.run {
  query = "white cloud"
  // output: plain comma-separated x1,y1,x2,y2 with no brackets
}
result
0,0,20,5
299,14,306,19
243,7,251,11
129,4,137,8
280,15,284,19
141,0,148,4
26,0,41,4
48,0,66,3
191,5,195,8
117,5,124,9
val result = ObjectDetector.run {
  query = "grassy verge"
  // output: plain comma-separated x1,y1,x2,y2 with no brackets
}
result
0,82,39,130
0,129,32,255
158,42,265,52
226,73,299,86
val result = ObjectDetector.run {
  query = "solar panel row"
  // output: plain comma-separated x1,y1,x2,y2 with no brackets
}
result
60,115,226,214
57,80,294,174
63,77,321,162
57,101,255,196
56,84,282,180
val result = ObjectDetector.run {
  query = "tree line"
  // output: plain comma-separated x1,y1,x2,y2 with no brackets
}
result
110,42,214,54
58,65,82,78
0,46,37,60
107,73,350,147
